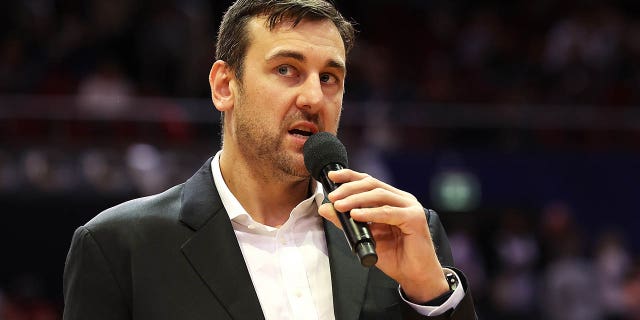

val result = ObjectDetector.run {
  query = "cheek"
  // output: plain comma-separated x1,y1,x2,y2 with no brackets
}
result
253,81,285,109
246,94,289,130
327,98,343,126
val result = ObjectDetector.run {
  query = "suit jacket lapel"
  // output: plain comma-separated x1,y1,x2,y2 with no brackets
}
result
179,158,264,320
324,219,369,320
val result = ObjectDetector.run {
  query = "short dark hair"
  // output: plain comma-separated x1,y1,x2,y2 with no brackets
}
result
216,0,356,81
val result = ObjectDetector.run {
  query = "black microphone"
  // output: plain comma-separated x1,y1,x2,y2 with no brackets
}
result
303,132,378,267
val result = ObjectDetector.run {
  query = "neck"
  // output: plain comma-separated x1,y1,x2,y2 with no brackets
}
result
219,150,312,227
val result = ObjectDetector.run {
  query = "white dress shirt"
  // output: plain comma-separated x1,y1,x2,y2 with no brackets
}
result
211,151,464,319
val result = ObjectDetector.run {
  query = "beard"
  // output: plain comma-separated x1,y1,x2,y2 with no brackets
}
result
237,119,304,179
233,100,317,181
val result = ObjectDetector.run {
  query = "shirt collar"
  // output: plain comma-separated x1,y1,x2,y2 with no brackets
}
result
211,151,326,228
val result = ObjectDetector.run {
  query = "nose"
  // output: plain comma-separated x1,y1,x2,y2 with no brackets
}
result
295,74,323,113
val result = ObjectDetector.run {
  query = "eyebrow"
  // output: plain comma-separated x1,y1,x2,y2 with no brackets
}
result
265,49,346,73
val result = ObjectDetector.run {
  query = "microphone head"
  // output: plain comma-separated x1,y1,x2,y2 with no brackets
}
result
303,132,348,181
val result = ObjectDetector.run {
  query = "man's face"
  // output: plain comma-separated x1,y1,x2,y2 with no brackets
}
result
227,16,346,179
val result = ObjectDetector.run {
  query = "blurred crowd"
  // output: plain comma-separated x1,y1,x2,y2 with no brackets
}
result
2,0,640,106
346,1,640,107
2,0,640,319
447,201,640,319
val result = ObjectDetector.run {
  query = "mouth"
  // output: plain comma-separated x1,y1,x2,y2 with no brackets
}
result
288,122,318,139
288,128,314,138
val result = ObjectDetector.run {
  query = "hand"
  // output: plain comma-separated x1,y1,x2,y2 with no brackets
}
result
318,169,450,303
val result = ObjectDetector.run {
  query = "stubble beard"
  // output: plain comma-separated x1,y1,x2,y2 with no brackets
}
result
234,105,310,182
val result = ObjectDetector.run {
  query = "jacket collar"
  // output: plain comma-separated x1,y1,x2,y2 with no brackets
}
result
179,158,265,319
179,157,220,230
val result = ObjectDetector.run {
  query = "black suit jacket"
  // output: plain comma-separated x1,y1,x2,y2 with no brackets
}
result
63,158,476,319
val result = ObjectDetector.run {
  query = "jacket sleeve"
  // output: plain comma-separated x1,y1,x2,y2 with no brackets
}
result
63,226,131,320
400,209,478,320
427,209,455,267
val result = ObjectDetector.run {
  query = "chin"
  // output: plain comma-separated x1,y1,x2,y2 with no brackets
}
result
291,162,313,179
291,166,312,179
275,155,308,179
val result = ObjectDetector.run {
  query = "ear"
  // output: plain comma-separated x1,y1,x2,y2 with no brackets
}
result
209,60,235,112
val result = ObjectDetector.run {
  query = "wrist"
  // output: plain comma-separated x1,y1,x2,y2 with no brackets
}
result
401,274,451,304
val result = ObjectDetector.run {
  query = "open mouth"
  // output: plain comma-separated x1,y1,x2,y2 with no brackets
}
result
289,128,314,137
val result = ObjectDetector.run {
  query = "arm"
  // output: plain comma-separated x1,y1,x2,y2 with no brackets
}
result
395,210,476,319
63,226,131,320
318,169,477,319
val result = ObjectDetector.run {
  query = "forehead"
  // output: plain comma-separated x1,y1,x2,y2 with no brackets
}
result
244,16,346,63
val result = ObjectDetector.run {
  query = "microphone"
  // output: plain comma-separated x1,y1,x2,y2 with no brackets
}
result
303,132,378,267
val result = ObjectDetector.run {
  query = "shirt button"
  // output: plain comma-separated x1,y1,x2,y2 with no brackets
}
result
295,291,302,298
247,224,256,230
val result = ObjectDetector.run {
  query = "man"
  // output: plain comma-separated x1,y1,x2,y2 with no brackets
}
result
63,0,477,319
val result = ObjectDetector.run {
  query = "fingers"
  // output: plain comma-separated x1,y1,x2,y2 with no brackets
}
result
327,169,416,215
318,202,426,238
317,202,398,236
319,169,427,233
349,206,421,228
327,170,410,201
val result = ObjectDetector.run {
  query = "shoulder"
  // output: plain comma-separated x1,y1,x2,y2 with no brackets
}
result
84,183,185,235
70,183,191,266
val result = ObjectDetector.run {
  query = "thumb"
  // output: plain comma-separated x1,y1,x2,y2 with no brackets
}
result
318,202,343,230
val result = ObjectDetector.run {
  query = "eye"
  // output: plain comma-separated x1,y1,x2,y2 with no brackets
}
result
320,73,338,84
277,65,296,77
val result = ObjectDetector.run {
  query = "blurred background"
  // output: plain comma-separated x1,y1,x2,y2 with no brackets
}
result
1,0,640,319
